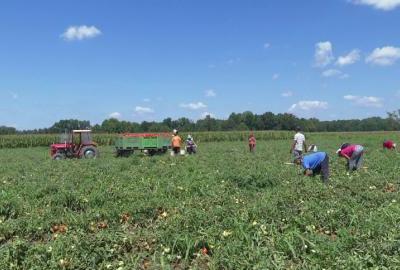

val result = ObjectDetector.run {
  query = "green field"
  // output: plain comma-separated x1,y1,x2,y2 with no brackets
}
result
1,133,400,269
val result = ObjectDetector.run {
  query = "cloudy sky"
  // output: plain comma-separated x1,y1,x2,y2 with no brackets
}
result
1,0,400,129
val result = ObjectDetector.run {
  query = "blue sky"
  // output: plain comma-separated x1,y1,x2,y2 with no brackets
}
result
1,0,400,129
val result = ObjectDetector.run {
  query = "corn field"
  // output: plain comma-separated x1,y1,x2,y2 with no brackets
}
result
0,131,296,149
0,130,397,149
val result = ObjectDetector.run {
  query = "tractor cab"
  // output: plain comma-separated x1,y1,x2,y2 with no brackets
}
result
50,130,98,160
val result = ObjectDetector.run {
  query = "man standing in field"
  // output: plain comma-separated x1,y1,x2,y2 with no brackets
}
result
337,143,364,171
294,151,329,184
171,129,182,156
383,140,396,150
291,127,307,157
248,132,256,153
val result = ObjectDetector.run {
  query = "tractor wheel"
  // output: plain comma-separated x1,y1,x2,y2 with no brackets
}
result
81,147,98,159
52,153,66,160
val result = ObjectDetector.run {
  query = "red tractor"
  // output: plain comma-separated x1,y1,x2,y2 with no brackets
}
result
50,130,99,160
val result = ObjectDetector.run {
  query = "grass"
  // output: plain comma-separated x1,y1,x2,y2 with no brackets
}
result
0,135,399,269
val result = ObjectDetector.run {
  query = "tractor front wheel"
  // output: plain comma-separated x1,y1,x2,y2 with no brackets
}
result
81,147,98,159
52,153,66,160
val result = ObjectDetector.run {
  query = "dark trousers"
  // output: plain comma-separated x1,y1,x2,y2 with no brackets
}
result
313,155,329,184
249,144,255,152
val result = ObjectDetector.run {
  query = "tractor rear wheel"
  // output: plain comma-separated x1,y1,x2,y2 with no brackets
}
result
81,147,98,159
52,153,66,160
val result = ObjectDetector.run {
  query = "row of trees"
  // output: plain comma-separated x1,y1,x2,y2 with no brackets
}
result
0,126,17,135
5,110,400,134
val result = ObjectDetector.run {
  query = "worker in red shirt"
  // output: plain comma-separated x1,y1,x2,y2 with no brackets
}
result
248,132,256,153
383,140,396,150
337,143,364,171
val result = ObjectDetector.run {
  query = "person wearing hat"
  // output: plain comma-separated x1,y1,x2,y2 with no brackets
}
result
248,132,256,153
291,126,307,158
383,140,396,150
171,129,182,156
337,143,364,171
186,134,197,154
294,151,329,184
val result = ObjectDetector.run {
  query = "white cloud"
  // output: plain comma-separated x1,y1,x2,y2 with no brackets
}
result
281,91,293,97
205,89,216,97
272,73,280,80
351,0,400,10
322,69,341,77
288,100,328,112
201,112,215,118
343,95,383,107
135,106,154,114
264,43,271,49
336,49,361,66
180,102,207,110
322,69,349,79
366,46,400,66
109,112,122,119
61,25,102,41
314,41,334,67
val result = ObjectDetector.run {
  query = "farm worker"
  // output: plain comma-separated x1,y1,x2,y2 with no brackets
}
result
294,151,329,184
383,140,396,150
186,135,197,154
171,129,182,156
291,126,307,157
248,132,256,153
336,143,364,171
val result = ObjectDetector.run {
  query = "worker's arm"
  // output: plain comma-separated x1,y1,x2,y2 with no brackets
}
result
290,140,296,153
341,153,350,160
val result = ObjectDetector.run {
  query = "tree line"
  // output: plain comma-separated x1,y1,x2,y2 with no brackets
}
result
2,110,400,135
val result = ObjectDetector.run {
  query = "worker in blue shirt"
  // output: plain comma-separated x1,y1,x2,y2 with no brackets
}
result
294,151,329,184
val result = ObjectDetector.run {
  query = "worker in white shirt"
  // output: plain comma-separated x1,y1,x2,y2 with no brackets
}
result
290,126,307,158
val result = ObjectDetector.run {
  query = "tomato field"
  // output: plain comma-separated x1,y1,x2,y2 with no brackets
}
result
0,132,399,269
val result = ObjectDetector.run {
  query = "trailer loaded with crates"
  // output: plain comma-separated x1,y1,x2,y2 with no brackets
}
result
115,133,171,157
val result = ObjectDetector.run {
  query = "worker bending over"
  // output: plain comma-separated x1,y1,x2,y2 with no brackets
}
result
383,140,396,150
337,143,364,171
294,151,330,184
186,135,197,154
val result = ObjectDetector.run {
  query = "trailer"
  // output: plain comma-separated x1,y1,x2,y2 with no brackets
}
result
115,133,171,157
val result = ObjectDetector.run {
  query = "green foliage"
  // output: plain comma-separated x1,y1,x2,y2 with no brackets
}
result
10,110,400,135
0,130,396,149
0,126,17,135
0,131,293,149
0,134,399,269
